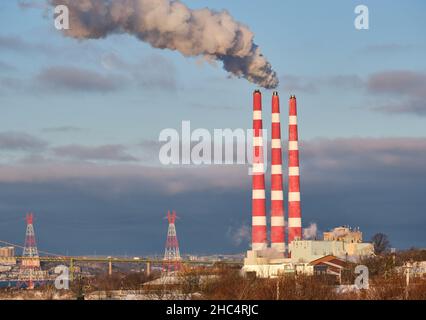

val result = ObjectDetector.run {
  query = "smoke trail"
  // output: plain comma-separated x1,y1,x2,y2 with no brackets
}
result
49,0,278,89
303,223,318,240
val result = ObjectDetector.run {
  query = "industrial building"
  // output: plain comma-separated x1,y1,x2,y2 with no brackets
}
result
242,91,374,278
0,246,17,273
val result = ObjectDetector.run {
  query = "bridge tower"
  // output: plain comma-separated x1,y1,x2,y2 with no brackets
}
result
163,210,181,273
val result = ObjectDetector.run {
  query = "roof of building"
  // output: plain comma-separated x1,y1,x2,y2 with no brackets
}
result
309,255,346,268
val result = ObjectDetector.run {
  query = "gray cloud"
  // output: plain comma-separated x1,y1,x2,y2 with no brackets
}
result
281,70,426,116
367,70,426,99
362,43,414,54
0,61,16,72
281,75,318,94
0,137,425,253
373,99,426,116
52,144,138,162
17,0,47,10
326,75,364,89
35,66,124,93
0,132,48,151
0,34,53,54
0,35,28,51
0,77,22,91
281,74,364,94
102,52,177,90
41,126,86,133
366,70,426,116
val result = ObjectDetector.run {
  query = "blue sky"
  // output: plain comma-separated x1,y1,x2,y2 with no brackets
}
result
0,0,425,255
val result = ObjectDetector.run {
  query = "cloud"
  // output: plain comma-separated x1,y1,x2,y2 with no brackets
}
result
101,52,177,90
17,0,47,10
0,61,16,72
0,77,22,91
41,126,86,133
365,70,426,116
0,132,48,151
362,43,413,54
281,74,364,94
0,35,53,54
326,75,364,89
302,137,426,173
35,66,124,93
281,75,318,94
281,70,426,116
0,137,425,252
0,35,29,51
52,144,138,162
367,70,426,99
372,99,426,116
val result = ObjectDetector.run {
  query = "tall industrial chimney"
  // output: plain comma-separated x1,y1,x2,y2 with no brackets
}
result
270,92,285,252
288,95,302,243
251,90,267,251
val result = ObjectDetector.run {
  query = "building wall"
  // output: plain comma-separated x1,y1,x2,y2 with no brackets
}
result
289,240,374,263
0,246,15,257
323,226,363,243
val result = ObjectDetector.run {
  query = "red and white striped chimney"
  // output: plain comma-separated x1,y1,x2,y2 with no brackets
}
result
251,90,267,251
270,92,285,252
288,95,302,243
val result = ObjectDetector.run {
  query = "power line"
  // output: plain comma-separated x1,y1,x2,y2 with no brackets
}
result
0,239,65,257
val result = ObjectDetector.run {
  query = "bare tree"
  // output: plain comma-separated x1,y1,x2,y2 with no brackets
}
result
371,233,391,255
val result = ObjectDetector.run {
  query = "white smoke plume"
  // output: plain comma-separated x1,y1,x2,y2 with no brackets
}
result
303,222,318,240
332,227,349,238
228,224,250,246
49,0,279,89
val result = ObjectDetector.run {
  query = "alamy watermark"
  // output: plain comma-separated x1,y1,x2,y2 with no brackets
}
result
354,4,369,30
54,265,70,290
355,265,369,289
54,5,69,30
158,121,269,175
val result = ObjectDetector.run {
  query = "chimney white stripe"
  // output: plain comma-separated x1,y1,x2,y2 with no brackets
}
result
253,110,262,120
271,139,281,149
252,243,268,251
289,115,297,125
272,113,280,123
252,216,267,226
253,136,263,147
288,192,300,202
288,166,300,176
252,189,265,199
288,218,302,228
271,216,285,226
271,165,282,175
288,141,298,150
252,163,265,173
271,190,283,201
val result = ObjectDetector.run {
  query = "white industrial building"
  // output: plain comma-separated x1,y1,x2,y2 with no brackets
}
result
243,227,375,278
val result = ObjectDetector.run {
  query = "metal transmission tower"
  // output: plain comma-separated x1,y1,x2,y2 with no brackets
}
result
163,210,181,272
23,213,39,260
19,213,41,289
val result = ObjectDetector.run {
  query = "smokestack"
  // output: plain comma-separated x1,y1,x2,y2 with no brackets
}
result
288,95,302,244
251,90,267,251
270,91,285,253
